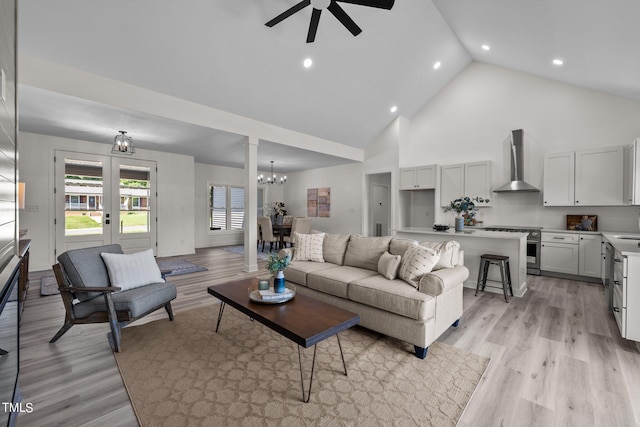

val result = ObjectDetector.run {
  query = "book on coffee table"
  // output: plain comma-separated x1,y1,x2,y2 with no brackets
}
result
258,288,293,301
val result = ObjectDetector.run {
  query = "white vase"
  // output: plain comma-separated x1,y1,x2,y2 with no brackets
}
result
455,216,464,232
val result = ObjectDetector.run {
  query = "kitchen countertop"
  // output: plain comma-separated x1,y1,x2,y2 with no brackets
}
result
602,232,640,257
395,227,528,240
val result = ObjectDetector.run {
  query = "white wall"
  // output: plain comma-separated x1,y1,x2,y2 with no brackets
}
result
282,163,363,234
406,62,640,232
18,132,196,271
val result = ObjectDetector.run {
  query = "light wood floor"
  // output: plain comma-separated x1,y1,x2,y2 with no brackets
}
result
17,247,640,426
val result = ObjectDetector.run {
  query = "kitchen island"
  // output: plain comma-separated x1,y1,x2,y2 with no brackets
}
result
395,227,528,297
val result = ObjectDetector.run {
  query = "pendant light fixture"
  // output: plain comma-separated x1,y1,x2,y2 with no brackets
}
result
112,131,135,155
258,160,286,184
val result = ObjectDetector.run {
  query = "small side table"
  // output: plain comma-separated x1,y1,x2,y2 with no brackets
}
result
18,239,31,321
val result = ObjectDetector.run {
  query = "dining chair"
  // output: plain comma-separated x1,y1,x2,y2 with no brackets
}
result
258,216,280,252
257,218,263,249
283,215,294,225
283,217,312,247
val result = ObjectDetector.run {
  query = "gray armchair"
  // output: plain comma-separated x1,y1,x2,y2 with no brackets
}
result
50,244,177,352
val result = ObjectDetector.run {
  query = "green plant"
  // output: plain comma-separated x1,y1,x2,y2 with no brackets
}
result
444,196,489,218
266,252,290,274
265,202,287,216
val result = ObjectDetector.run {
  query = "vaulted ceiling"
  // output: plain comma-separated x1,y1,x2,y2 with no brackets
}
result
17,0,640,171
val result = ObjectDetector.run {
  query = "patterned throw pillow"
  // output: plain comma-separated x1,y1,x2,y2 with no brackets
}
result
398,244,440,288
419,240,461,270
378,251,402,280
292,232,325,262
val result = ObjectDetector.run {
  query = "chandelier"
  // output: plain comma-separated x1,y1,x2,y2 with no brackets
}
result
258,161,286,184
112,131,135,155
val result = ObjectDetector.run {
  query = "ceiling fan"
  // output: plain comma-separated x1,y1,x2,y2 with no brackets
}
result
265,0,395,43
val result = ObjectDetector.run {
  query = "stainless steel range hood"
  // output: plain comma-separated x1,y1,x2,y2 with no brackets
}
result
494,129,540,193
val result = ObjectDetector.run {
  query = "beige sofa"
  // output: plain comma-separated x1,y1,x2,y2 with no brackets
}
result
279,234,468,359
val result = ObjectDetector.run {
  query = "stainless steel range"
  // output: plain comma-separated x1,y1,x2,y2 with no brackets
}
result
483,226,542,275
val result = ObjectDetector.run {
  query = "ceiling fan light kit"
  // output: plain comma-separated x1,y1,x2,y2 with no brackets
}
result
266,0,395,43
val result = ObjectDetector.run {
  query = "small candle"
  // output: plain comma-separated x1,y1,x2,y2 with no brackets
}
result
258,279,270,290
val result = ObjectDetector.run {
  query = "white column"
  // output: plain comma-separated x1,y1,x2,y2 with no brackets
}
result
243,136,259,272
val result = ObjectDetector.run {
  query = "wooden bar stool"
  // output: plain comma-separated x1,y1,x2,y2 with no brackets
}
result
476,254,513,302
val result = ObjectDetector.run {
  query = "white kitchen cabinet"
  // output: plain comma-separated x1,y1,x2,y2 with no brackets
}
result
543,152,574,206
543,146,625,206
400,165,437,190
624,255,640,341
578,234,602,278
575,146,625,206
440,161,492,207
541,232,579,275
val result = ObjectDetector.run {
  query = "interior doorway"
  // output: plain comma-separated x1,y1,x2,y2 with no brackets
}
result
366,172,392,237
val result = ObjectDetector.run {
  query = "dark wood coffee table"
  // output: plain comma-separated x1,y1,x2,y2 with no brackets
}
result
207,278,360,402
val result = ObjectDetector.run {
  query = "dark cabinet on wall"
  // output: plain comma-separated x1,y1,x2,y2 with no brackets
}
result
0,0,20,425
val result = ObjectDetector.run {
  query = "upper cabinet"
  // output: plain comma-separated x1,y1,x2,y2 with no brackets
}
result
399,165,437,190
440,161,492,207
544,146,625,206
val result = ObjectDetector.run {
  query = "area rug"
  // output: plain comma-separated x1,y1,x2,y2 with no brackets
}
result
156,259,208,277
114,305,489,427
40,276,59,296
222,245,270,261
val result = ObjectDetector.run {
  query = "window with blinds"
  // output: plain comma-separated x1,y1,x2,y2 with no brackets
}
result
209,185,245,230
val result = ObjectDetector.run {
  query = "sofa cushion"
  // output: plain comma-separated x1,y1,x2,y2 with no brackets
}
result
389,238,416,257
284,261,339,287
293,232,325,262
398,245,440,288
322,233,351,265
419,240,461,270
73,281,177,319
377,251,401,280
307,266,378,299
349,275,435,321
343,235,392,272
100,249,165,291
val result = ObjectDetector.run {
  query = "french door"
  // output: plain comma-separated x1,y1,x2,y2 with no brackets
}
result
55,150,157,256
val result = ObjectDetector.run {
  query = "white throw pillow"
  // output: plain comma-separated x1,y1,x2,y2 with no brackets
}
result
101,249,165,291
378,251,402,280
419,240,461,270
292,232,325,262
398,244,440,288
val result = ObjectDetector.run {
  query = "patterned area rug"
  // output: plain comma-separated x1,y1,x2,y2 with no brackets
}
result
155,259,208,277
222,245,271,261
40,276,59,296
114,305,489,426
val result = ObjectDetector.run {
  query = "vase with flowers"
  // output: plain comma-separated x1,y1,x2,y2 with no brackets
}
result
265,202,287,225
444,196,489,231
267,252,291,293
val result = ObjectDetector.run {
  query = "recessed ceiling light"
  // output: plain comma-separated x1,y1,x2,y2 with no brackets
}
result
433,61,441,70
303,58,313,68
552,58,564,66
481,44,491,51
390,105,398,113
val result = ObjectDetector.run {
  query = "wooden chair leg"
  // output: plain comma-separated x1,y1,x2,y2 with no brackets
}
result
165,301,174,321
49,321,73,343
104,293,122,352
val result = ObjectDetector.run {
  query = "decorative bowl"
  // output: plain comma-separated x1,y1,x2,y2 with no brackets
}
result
433,224,450,231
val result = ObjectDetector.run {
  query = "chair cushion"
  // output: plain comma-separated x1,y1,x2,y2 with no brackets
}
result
73,282,177,319
349,275,435,321
343,235,391,272
58,244,124,302
101,249,165,291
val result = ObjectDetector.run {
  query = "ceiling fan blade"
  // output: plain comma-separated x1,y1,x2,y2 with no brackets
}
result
265,0,311,27
336,0,394,10
327,2,362,36
307,8,322,43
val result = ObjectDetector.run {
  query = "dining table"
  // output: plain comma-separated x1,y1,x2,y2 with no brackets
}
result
272,223,292,249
